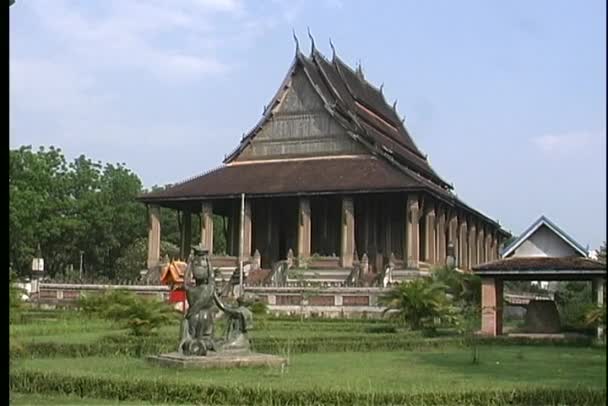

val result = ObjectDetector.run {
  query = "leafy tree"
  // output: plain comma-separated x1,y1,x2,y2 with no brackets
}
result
379,277,458,331
10,146,146,279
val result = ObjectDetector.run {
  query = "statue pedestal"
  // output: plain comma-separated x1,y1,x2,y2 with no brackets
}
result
146,351,287,369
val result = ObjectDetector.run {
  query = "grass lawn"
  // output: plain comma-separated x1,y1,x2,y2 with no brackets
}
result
13,346,606,394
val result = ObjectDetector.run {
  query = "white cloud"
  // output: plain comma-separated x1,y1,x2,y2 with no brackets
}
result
531,131,604,154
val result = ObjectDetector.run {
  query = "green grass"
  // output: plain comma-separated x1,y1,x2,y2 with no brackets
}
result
13,346,606,393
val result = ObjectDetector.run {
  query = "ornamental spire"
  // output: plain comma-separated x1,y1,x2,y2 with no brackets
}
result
307,27,315,55
292,29,300,54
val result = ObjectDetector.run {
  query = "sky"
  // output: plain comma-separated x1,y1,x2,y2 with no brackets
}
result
9,0,606,249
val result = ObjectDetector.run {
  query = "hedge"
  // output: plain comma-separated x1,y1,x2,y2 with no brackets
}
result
10,370,606,406
13,333,603,359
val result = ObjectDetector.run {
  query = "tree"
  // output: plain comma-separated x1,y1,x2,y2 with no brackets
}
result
379,277,458,331
10,146,146,279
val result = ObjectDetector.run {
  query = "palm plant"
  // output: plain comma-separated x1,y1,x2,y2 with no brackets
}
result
379,277,458,331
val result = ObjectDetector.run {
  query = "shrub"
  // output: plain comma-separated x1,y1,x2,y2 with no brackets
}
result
79,290,179,336
10,370,606,406
379,278,459,331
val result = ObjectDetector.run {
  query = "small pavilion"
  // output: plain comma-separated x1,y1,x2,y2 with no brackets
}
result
473,216,606,338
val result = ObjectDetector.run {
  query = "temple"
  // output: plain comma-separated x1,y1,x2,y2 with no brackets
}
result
138,39,510,286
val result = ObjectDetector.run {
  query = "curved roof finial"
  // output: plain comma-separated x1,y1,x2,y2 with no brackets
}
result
292,28,300,54
392,99,398,111
379,83,384,94
307,26,315,54
329,37,336,60
356,60,364,79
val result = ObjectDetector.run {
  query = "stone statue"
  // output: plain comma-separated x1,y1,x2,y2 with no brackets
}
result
215,295,254,352
177,246,254,356
178,246,222,356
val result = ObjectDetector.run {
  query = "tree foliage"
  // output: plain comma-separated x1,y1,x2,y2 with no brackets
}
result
10,146,147,279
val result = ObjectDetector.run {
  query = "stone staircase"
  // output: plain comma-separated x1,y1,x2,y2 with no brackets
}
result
285,267,352,287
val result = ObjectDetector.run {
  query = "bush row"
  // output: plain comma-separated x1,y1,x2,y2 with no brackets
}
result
13,333,603,359
10,370,606,406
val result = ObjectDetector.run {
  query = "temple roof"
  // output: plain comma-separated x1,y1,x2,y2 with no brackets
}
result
138,41,507,234
139,156,443,201
224,47,450,189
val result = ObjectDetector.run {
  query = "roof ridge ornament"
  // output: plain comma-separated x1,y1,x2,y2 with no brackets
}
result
307,27,315,55
329,37,336,60
392,99,398,111
292,29,300,54
356,60,364,80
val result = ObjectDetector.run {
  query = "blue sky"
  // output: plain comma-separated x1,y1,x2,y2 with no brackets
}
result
10,0,606,249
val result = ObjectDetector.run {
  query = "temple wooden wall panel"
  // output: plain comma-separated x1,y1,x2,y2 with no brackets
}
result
236,69,365,161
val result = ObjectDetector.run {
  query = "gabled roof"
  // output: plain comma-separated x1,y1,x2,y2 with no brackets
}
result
501,215,589,258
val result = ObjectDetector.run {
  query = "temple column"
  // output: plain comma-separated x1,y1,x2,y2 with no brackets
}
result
243,200,252,258
436,206,446,265
478,226,485,264
458,218,468,269
297,197,311,258
424,204,436,264
481,277,503,336
593,278,605,339
448,211,458,264
340,196,355,268
180,210,192,260
468,220,477,268
406,194,420,269
384,199,392,259
484,229,492,263
147,204,161,269
492,234,500,260
200,202,214,254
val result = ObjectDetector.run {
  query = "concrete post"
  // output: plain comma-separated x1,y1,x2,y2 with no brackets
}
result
481,277,503,336
406,194,420,269
200,202,214,254
340,196,355,268
424,205,436,264
147,205,161,269
297,197,311,258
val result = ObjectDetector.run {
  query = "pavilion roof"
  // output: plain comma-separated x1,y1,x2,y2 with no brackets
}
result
472,256,606,279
